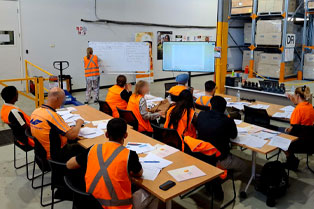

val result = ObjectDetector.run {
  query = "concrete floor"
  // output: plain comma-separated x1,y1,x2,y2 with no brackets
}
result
1,75,314,209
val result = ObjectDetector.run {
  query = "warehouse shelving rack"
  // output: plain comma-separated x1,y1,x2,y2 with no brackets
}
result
228,0,304,82
301,0,314,80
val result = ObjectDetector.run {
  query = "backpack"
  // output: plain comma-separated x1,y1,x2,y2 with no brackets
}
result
255,161,289,207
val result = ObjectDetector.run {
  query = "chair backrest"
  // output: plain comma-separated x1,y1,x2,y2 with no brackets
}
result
164,82,178,98
151,124,182,151
64,176,103,209
290,125,314,154
244,105,270,128
117,107,139,131
195,103,211,111
48,160,67,189
226,107,242,120
98,100,113,116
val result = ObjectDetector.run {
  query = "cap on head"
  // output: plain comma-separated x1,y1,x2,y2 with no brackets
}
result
176,74,189,84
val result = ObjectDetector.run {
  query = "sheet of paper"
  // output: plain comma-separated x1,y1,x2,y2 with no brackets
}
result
280,106,295,112
244,135,268,148
250,104,270,109
140,153,173,169
79,127,104,139
231,134,249,145
92,119,110,126
150,144,179,158
57,110,71,116
193,92,205,99
141,165,161,181
224,97,231,102
273,112,291,119
234,119,242,125
268,136,292,151
245,125,265,134
237,127,248,133
168,165,206,182
126,142,155,154
252,131,278,140
97,122,108,130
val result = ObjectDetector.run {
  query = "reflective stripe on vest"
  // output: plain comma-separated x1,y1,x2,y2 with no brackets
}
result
88,145,132,207
199,96,211,106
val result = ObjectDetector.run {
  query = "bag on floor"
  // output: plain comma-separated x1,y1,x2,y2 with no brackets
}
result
255,161,289,207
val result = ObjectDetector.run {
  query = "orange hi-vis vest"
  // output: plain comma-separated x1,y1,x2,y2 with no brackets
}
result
1,103,34,147
85,142,132,209
106,85,128,118
184,136,227,180
168,85,187,96
84,55,100,77
196,96,212,107
127,94,153,132
164,105,197,151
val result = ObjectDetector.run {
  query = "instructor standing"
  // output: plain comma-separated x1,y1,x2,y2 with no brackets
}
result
84,47,100,104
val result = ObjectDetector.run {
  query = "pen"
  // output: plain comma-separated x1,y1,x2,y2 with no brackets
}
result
143,161,160,163
128,143,141,146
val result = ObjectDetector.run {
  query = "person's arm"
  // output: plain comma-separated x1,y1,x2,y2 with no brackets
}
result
120,89,132,103
229,118,238,139
66,147,90,170
139,98,162,120
65,119,84,140
128,151,143,177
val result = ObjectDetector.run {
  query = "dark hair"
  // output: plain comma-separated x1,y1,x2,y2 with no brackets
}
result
167,90,194,130
107,118,127,141
205,80,216,92
210,96,227,113
1,86,18,103
116,75,127,87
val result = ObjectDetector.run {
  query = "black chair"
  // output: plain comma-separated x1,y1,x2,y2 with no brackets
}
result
290,125,314,173
151,124,183,151
25,128,53,207
226,107,241,120
98,100,113,116
64,175,102,209
195,103,211,111
11,125,34,180
117,107,139,131
244,106,278,131
164,82,177,98
48,160,68,209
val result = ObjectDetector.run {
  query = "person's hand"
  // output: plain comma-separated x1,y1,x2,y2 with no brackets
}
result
76,119,84,126
285,127,292,133
125,83,132,92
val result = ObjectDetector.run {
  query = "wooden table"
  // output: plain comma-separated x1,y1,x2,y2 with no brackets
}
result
233,122,298,197
74,105,223,208
193,90,291,122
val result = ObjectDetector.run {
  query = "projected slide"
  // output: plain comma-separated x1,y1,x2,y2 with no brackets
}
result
163,42,215,73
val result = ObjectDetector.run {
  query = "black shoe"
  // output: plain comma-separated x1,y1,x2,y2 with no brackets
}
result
285,155,300,171
84,101,88,104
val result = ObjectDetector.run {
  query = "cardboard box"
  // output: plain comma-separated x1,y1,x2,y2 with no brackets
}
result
256,20,282,34
309,2,314,9
303,66,314,80
256,33,282,46
258,0,296,13
231,6,253,14
304,54,314,66
242,50,263,71
259,53,282,65
257,63,295,78
232,0,253,7
244,23,252,44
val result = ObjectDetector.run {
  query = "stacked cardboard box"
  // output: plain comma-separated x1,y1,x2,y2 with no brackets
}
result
303,54,314,79
244,23,252,44
242,50,263,71
231,0,253,14
257,53,295,78
258,0,296,13
305,0,314,9
255,20,295,46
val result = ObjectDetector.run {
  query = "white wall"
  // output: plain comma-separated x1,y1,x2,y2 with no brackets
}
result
18,0,218,90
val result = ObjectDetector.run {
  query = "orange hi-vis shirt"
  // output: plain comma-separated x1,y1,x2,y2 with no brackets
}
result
290,102,314,126
127,94,153,132
164,105,197,150
106,85,128,118
85,142,132,209
84,55,100,77
168,85,187,96
30,105,71,159
195,96,212,107
1,103,34,147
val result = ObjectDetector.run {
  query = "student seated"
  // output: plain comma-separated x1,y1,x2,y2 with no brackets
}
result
30,87,84,162
281,86,314,170
127,80,163,135
195,80,216,107
105,75,132,118
168,74,192,101
1,86,34,147
66,118,159,209
164,90,197,149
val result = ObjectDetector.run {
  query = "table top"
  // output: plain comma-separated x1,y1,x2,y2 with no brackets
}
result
74,105,223,202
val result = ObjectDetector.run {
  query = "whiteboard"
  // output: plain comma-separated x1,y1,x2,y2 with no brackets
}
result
88,42,150,73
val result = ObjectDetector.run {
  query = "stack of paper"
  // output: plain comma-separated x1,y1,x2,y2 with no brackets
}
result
57,107,77,114
237,127,248,133
280,106,295,112
126,142,155,154
91,120,110,130
231,134,268,148
79,127,104,139
227,102,251,110
252,131,278,140
168,165,206,182
150,144,179,158
268,136,292,151
249,104,270,109
234,119,243,125
273,105,295,119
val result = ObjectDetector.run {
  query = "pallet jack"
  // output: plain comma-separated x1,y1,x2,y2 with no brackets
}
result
53,61,83,106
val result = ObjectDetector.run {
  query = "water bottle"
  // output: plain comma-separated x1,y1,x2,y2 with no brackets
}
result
236,90,241,102
167,95,171,103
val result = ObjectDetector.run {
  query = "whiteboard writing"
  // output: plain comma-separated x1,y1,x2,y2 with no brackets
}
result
88,42,150,73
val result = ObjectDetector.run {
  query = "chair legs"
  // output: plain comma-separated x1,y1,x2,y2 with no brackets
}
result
13,143,34,180
306,154,314,174
220,172,236,209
